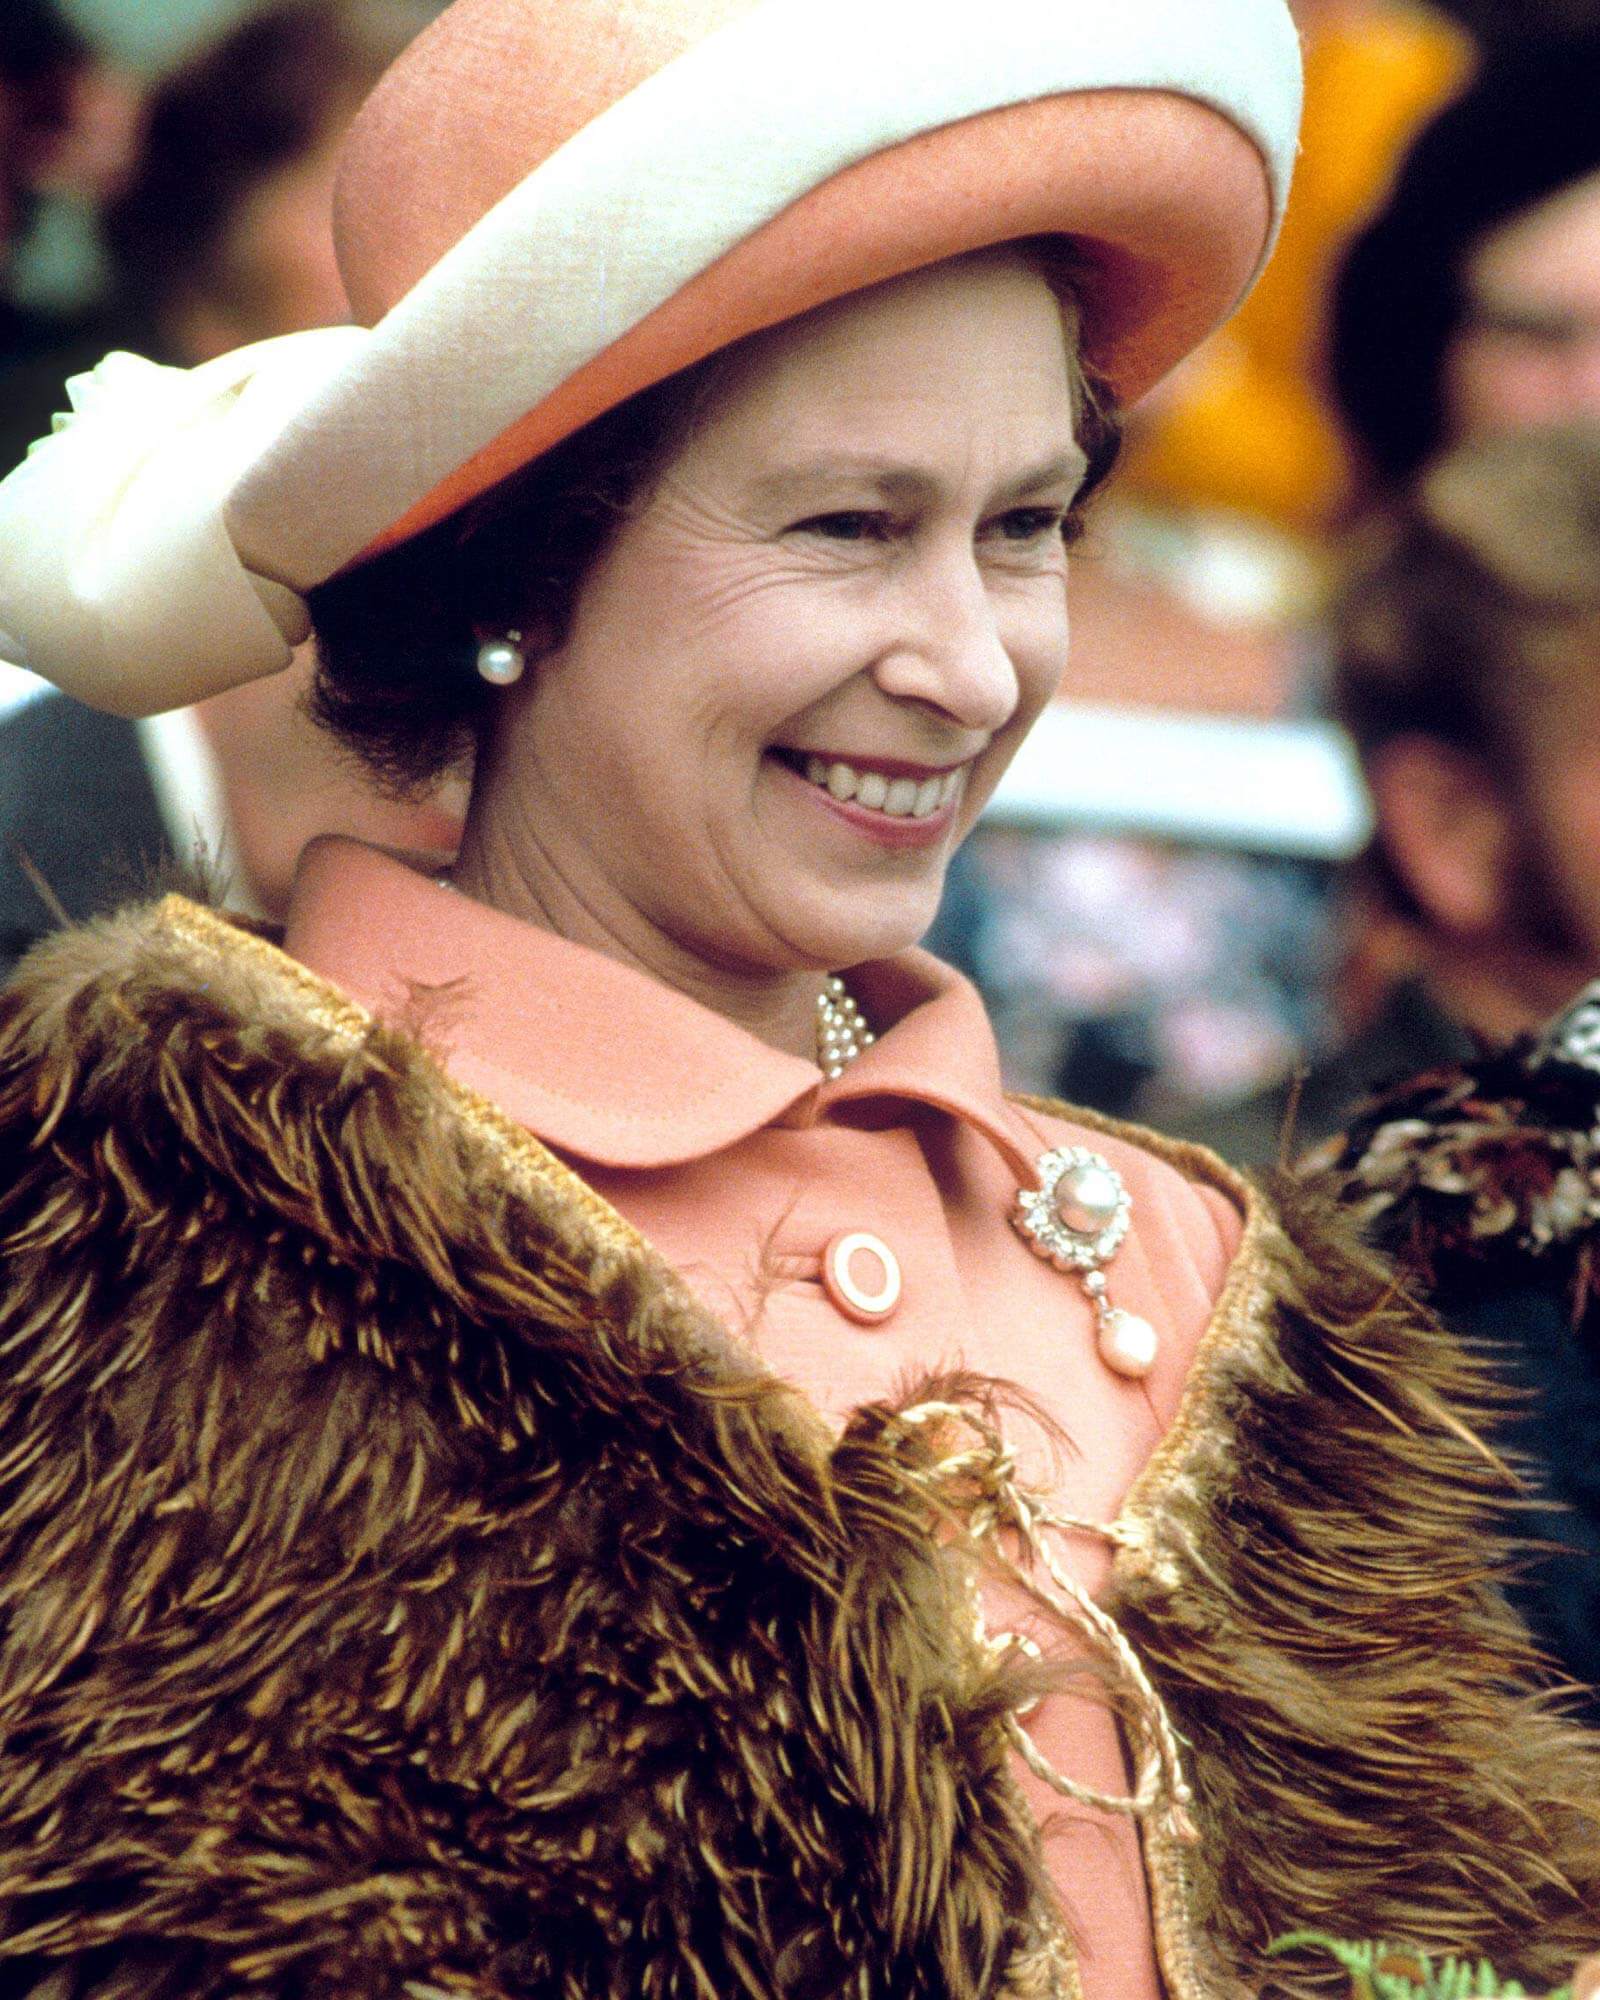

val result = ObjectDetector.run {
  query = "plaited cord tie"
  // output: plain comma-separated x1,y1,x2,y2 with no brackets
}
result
892,1401,1198,1848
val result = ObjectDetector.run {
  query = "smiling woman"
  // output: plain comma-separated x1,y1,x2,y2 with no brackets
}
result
446,254,1088,1012
0,0,1596,1996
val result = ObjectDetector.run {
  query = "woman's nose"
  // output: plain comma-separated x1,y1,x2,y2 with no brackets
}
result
870,559,1023,733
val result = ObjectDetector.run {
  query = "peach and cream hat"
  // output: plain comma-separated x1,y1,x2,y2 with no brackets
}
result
0,0,1302,718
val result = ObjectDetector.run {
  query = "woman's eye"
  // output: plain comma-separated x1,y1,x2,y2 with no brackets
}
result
992,506,1068,543
791,511,892,543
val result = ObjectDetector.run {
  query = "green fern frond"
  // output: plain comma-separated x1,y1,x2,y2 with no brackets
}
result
1266,1931,1574,2000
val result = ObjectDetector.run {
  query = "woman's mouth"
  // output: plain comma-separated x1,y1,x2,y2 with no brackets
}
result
774,751,965,821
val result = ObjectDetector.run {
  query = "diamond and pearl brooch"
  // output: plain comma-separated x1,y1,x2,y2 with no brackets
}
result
1012,1146,1159,1378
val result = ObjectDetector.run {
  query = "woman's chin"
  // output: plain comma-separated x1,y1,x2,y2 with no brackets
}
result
763,887,947,973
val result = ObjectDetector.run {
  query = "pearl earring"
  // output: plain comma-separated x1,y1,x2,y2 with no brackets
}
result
476,630,526,685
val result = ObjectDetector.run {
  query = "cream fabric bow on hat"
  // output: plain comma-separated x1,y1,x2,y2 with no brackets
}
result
0,329,363,714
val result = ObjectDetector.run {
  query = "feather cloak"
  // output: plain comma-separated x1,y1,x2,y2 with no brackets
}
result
0,896,1595,2000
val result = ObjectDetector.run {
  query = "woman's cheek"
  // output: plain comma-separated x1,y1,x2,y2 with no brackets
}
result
951,732,1021,840
1008,591,1072,717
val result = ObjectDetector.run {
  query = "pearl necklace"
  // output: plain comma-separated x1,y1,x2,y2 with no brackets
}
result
816,974,875,1078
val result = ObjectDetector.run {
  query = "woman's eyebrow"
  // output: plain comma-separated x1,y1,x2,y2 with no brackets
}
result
747,446,1090,507
745,458,937,506
994,448,1092,501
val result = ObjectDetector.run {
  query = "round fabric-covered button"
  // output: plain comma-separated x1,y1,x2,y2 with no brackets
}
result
822,1231,902,1325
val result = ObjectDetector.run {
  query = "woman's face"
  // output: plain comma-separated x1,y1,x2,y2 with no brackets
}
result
473,251,1085,982
1446,171,1600,442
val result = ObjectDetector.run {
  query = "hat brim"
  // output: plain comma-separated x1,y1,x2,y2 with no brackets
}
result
226,0,1301,590
370,92,1271,560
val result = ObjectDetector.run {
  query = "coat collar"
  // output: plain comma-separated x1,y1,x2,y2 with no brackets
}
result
283,837,1034,1176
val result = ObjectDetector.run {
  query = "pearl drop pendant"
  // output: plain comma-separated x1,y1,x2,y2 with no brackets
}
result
1013,1145,1158,1380
1094,1304,1160,1379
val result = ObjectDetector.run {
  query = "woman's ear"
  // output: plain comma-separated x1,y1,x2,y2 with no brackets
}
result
1364,732,1515,939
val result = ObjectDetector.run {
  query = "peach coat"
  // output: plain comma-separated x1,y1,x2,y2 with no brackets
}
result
286,837,1244,2000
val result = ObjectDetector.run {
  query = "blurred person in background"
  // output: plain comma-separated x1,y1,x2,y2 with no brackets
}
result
0,0,461,975
1184,423,1600,1165
101,0,434,364
1332,29,1600,497
3,0,438,465
1309,432,1600,1718
0,0,89,329
1306,370,1600,1724
0,1,141,476
1160,36,1600,1157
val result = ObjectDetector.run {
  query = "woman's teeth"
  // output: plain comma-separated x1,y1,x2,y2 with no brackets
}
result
802,756,962,819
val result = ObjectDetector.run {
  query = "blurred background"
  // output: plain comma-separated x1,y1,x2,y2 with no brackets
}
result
6,0,1600,1163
